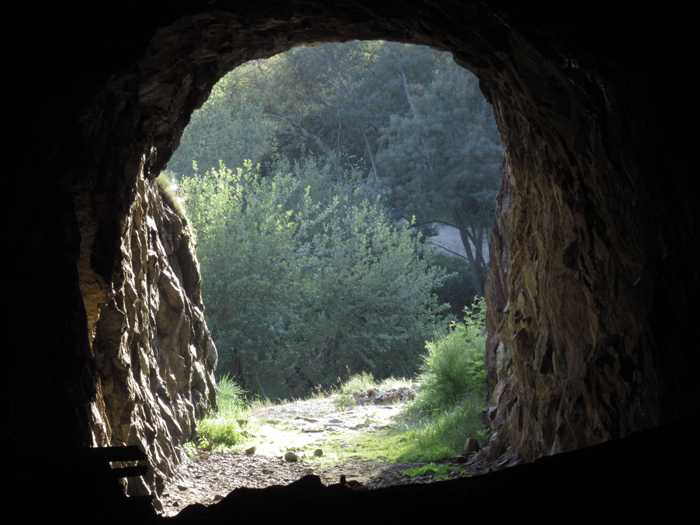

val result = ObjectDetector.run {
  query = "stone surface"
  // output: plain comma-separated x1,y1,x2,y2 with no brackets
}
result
353,387,415,405
464,438,480,453
73,176,217,510
481,121,667,462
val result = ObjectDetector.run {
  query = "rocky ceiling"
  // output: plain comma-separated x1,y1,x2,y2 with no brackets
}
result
5,0,697,520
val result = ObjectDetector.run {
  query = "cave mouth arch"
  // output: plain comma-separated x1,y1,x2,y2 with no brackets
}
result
10,2,696,518
165,39,500,403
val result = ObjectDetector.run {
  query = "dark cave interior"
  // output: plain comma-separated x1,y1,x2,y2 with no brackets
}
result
5,1,697,522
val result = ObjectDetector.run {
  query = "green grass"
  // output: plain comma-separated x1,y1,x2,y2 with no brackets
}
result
191,328,489,467
397,392,486,462
400,462,465,481
396,299,489,462
195,375,253,446
337,372,413,395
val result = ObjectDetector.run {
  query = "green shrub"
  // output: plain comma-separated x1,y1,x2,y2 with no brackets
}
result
412,297,487,414
197,375,252,447
400,392,486,461
397,297,488,462
215,374,247,414
181,160,448,399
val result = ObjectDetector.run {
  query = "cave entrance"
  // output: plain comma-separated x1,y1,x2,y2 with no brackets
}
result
65,3,676,516
7,3,695,522
164,40,500,401
154,40,499,515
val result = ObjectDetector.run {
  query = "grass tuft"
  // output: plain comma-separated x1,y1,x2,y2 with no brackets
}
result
196,374,253,446
397,297,489,461
400,462,463,481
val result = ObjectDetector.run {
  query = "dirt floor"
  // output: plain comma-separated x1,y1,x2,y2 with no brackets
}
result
161,396,486,517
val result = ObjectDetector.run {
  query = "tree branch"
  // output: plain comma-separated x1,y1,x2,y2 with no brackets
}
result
427,241,470,262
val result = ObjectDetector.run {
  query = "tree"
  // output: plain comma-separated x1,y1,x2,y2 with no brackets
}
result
170,41,502,298
181,159,448,399
376,66,502,296
168,68,278,178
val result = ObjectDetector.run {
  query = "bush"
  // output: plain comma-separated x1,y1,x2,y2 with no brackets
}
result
181,159,449,399
411,297,487,414
197,375,252,447
397,298,488,461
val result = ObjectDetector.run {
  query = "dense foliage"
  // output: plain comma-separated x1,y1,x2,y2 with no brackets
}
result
169,41,502,297
396,297,488,460
180,160,448,399
412,296,487,414
167,41,501,399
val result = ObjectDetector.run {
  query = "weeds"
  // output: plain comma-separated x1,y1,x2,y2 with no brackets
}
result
400,462,464,481
334,391,356,411
411,297,487,415
197,374,253,446
182,441,198,461
191,310,489,468
338,371,414,395
400,297,489,461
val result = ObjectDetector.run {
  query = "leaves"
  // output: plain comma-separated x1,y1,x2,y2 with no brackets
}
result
181,159,448,399
168,40,502,396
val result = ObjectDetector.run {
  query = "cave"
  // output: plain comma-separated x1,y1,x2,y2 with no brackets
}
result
7,1,696,522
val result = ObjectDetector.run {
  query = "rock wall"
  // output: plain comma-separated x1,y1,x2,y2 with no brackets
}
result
476,18,697,462
72,174,217,510
483,151,660,464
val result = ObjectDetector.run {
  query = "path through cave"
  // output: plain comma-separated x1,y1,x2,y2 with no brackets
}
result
160,395,488,517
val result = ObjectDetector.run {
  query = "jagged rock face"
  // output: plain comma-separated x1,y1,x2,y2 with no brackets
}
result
483,156,659,464
6,0,697,502
72,175,217,509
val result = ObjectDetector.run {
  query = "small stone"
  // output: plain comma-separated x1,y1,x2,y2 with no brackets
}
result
464,438,480,453
245,446,256,455
314,449,323,456
213,494,225,502
284,451,298,462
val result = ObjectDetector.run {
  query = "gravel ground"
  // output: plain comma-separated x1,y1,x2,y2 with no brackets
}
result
161,395,485,517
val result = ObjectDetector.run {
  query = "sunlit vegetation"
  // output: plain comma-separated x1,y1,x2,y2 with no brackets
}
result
169,40,500,461
181,160,448,399
193,300,487,465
